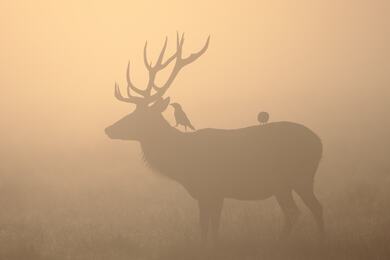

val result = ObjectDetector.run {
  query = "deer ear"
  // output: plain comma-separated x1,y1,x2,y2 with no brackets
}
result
151,97,170,112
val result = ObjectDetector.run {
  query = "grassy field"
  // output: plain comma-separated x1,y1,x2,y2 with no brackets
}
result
0,150,389,260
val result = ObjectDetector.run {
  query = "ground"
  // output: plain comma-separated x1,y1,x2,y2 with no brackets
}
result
0,154,389,260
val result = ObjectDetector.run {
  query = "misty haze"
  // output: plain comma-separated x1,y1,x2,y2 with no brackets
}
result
1,1,390,259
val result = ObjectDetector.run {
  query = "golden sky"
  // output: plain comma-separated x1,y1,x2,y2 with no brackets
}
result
0,0,389,164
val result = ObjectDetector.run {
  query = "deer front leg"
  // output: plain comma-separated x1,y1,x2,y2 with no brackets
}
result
198,198,224,245
198,199,211,244
210,198,223,244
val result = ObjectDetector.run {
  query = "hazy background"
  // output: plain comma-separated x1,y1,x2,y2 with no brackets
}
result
0,0,389,259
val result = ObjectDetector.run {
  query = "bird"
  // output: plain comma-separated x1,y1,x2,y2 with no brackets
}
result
257,111,269,125
170,103,195,131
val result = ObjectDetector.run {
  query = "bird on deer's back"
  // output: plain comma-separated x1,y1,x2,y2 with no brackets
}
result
171,102,195,131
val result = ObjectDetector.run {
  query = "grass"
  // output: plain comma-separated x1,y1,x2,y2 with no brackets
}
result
0,155,390,260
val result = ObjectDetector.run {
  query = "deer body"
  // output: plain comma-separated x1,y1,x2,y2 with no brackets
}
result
139,119,322,201
106,34,324,244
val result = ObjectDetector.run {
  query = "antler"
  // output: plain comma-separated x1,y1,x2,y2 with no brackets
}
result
115,33,210,106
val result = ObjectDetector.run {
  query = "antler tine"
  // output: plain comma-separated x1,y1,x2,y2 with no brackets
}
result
180,33,185,48
153,36,178,70
114,82,143,104
154,37,168,68
155,37,178,72
176,32,185,57
143,41,153,70
148,37,178,92
147,36,178,93
126,61,147,96
160,53,177,69
143,38,170,96
182,35,210,65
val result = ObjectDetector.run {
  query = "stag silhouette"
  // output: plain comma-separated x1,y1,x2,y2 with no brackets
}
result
105,33,324,244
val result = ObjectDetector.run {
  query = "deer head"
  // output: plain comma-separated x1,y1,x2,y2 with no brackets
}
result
105,33,209,141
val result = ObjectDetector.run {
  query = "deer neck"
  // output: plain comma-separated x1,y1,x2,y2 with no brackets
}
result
141,125,178,146
138,118,182,175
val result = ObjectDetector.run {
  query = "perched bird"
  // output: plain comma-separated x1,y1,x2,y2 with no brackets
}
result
257,111,269,125
170,103,195,131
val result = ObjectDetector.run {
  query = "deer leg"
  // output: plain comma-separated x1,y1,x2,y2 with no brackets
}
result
294,185,324,237
275,190,300,239
198,198,224,246
210,198,224,244
198,199,211,244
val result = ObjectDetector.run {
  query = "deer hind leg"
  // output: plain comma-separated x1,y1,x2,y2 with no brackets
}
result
294,184,324,236
210,199,223,244
198,198,223,245
275,189,300,239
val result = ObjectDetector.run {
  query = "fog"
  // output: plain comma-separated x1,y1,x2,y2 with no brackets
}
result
1,1,390,259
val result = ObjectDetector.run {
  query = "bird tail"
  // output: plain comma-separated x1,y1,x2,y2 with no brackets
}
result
188,123,195,130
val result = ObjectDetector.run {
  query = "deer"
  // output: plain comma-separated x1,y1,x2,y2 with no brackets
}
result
105,33,324,244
